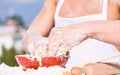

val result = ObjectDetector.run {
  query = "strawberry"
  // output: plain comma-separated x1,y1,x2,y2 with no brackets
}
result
15,55,69,69
15,55,40,69
42,56,69,67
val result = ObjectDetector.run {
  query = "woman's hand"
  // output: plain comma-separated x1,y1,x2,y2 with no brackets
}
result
82,62,120,75
63,62,120,75
48,25,88,56
22,31,48,56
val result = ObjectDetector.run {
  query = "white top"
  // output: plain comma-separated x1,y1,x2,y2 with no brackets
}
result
54,0,120,67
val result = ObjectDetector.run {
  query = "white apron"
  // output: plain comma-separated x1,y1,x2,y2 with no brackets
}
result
54,0,120,67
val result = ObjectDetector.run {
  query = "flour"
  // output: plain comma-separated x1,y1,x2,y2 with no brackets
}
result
0,63,65,75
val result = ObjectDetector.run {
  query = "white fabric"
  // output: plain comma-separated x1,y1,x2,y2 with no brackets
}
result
54,0,120,67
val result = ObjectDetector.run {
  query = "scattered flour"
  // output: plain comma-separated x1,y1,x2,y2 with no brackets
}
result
0,63,65,75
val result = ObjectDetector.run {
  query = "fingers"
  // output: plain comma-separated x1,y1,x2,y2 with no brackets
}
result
27,42,36,55
48,27,72,56
35,42,48,57
71,67,84,75
56,43,72,56
34,37,48,56
24,33,49,56
63,66,84,75
47,35,62,56
63,71,71,75
22,31,42,54
83,63,94,75
22,31,33,53
48,27,63,56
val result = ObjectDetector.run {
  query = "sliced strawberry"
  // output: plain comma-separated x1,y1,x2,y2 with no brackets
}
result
15,54,69,69
41,56,69,67
15,55,40,69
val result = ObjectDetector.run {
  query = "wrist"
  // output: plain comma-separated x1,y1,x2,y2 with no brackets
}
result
75,22,96,39
74,29,92,41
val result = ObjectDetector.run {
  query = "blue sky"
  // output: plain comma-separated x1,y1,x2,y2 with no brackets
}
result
0,0,44,28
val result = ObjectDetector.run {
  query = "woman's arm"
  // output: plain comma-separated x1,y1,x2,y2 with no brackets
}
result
74,20,120,46
22,0,58,53
48,20,120,56
28,0,58,36
76,0,120,46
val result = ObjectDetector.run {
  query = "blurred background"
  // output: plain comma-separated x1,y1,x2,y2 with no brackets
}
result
0,0,43,66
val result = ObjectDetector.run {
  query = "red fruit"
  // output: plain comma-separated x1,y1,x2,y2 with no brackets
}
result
41,56,69,67
15,55,40,69
15,54,69,69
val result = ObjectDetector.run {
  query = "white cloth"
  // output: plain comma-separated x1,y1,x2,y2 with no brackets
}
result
54,0,120,67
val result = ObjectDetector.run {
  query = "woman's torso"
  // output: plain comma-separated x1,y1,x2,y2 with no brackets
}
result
54,0,120,67
55,0,119,20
